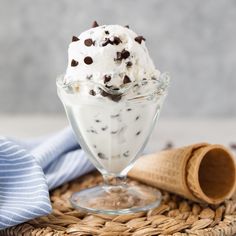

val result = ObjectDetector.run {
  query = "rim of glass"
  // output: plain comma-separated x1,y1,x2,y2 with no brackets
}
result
56,72,170,101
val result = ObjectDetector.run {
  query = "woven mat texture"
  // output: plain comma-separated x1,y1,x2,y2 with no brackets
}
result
1,172,236,236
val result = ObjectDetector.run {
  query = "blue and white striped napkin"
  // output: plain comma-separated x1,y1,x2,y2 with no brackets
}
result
0,127,94,230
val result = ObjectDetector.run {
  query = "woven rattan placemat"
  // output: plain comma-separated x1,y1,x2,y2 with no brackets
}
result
1,171,236,236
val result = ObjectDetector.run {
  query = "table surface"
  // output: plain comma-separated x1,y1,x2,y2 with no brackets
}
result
0,115,235,152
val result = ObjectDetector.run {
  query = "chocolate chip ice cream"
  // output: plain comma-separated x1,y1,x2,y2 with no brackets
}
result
58,22,168,174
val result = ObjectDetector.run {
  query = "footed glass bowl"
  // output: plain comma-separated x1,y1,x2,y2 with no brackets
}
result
57,73,169,214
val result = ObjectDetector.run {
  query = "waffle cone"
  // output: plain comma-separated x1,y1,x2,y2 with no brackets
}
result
128,143,236,204
128,143,208,202
187,144,236,204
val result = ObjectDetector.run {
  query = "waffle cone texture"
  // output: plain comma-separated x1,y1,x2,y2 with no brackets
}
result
128,143,236,204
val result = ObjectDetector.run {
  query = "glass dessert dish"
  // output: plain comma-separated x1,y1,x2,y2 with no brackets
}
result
57,73,169,214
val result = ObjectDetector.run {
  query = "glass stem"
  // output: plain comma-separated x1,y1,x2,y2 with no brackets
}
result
103,173,127,186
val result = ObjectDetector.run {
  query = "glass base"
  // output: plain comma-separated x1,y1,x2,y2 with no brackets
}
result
70,183,162,215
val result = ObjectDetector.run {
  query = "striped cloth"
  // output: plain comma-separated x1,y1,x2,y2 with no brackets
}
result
0,127,94,230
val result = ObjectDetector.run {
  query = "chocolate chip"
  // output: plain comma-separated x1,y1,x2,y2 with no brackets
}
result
136,131,141,136
123,75,131,84
84,56,93,65
116,51,123,60
126,61,132,67
84,38,93,46
123,151,130,157
115,49,130,61
105,84,112,88
111,87,119,91
89,90,96,96
135,116,140,120
135,36,146,44
110,94,122,102
71,59,78,67
86,75,93,80
101,126,108,131
92,21,99,28
163,141,174,150
112,36,122,45
121,49,130,59
230,143,236,150
100,90,109,97
102,38,110,46
111,114,120,118
90,129,97,134
102,36,122,47
124,25,129,28
72,36,79,42
98,152,107,159
100,89,122,102
105,30,109,35
104,75,111,83
111,130,118,134
95,119,101,123
127,108,132,111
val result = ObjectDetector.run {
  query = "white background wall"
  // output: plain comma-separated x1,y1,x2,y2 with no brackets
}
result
0,0,236,117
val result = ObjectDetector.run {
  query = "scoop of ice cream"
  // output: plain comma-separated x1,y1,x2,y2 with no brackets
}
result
64,22,161,101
